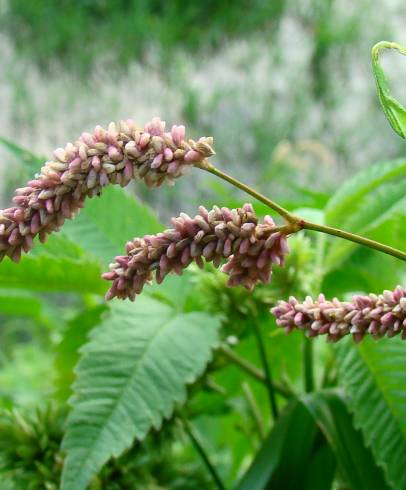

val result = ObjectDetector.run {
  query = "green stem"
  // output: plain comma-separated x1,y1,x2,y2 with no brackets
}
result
181,417,226,490
219,344,292,398
242,382,266,440
197,161,295,223
321,352,337,388
252,321,279,419
302,221,406,261
303,339,314,393
197,161,406,262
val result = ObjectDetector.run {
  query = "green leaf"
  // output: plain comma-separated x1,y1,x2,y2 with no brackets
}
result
60,296,221,490
302,443,336,490
29,232,87,260
0,241,104,294
63,186,162,266
0,136,44,175
372,41,406,139
54,305,108,402
234,399,334,490
336,337,406,490
0,289,44,321
0,345,54,408
325,178,406,269
323,248,405,297
302,390,389,490
325,158,406,228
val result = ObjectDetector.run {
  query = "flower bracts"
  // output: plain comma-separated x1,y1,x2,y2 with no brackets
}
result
103,204,290,301
271,286,406,342
0,117,214,262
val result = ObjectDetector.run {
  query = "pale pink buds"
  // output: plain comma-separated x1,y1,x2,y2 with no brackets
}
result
0,117,214,262
271,286,406,342
103,204,290,301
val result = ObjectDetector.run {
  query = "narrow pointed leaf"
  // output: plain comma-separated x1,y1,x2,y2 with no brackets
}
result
0,136,44,174
325,179,406,269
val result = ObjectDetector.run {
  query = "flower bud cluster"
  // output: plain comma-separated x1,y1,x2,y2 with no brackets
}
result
103,204,289,301
271,286,406,342
0,117,214,262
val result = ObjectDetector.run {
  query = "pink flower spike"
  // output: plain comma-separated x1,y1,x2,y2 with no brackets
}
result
0,117,214,261
103,204,289,301
271,286,406,343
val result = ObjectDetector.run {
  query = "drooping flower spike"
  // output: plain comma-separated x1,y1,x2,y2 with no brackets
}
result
271,286,406,342
0,117,214,262
103,204,290,301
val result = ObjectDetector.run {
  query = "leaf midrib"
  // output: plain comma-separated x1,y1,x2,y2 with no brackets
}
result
65,307,187,483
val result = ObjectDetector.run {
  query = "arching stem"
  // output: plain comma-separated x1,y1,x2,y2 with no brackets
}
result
196,161,406,262
196,161,296,224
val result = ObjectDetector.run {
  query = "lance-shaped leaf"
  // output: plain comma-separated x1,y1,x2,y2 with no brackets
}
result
60,296,221,490
372,41,406,139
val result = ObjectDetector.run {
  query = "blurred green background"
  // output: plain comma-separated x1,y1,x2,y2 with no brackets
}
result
0,1,405,489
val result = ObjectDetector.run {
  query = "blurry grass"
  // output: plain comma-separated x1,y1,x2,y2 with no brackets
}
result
1,0,287,73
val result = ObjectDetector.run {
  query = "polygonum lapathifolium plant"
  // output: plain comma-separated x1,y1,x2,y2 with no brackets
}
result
1,39,406,490
0,43,405,346
0,111,404,344
103,204,289,301
0,117,214,262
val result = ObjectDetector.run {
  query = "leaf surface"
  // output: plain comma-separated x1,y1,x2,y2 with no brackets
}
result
61,296,221,490
336,338,406,490
63,186,162,266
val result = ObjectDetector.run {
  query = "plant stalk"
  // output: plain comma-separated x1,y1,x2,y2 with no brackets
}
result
197,161,406,262
303,339,314,393
301,221,406,261
196,161,295,224
181,417,226,490
242,382,266,440
219,344,292,398
252,321,279,419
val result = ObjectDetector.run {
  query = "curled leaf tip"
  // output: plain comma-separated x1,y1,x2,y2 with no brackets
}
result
371,40,406,139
